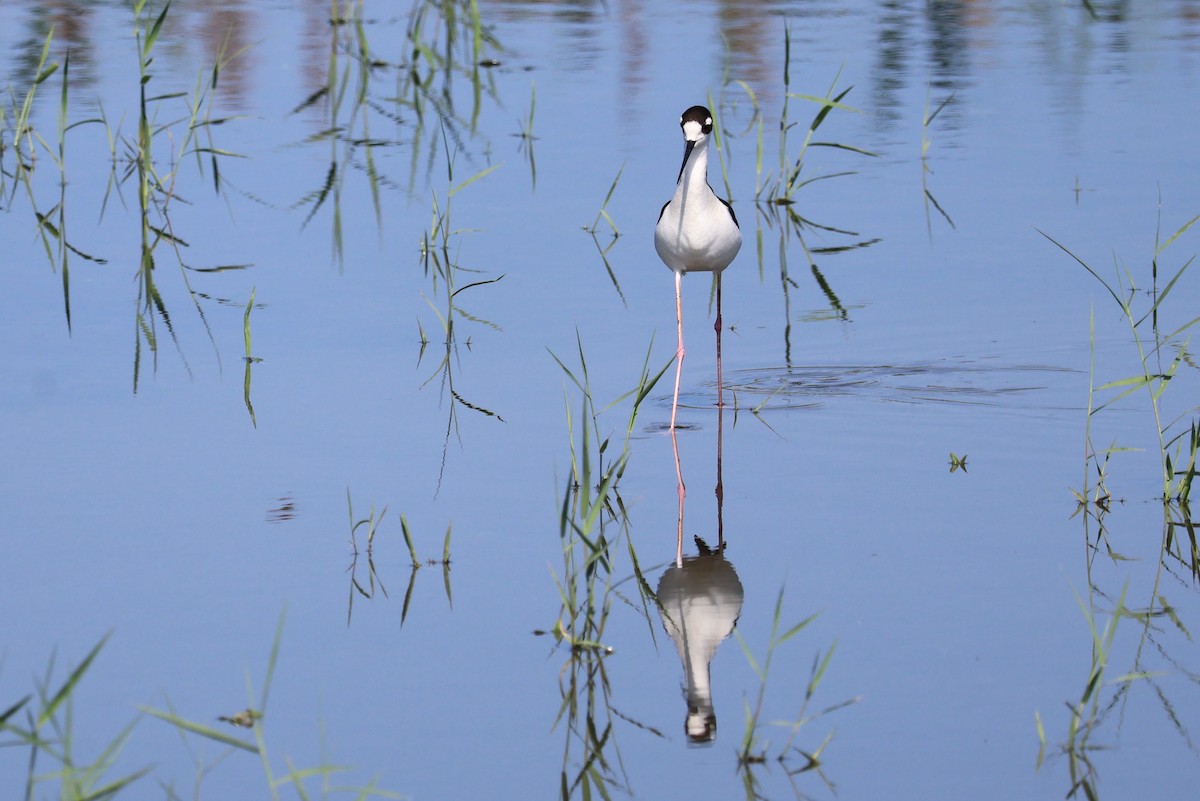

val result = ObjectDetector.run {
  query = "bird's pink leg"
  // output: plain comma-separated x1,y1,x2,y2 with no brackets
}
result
715,272,723,409
671,269,685,433
673,426,685,567
715,396,724,550
671,270,687,560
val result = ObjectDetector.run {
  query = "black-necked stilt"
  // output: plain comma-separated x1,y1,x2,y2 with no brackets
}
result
654,105,742,431
657,535,744,743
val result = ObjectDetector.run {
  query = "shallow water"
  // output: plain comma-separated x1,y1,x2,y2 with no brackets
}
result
2,1,1199,799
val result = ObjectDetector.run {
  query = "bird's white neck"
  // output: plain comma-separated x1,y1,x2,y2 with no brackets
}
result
679,137,710,198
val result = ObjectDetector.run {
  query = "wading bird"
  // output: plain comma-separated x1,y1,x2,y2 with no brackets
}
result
654,105,741,430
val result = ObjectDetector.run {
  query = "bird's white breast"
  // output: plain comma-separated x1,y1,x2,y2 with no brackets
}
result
654,142,742,274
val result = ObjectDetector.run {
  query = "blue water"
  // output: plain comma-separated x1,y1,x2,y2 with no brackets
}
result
2,1,1199,799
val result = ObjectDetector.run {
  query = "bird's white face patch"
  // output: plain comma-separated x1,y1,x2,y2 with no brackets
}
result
682,119,706,142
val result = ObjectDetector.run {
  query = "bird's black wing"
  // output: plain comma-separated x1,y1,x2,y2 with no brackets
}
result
657,200,670,224
720,197,739,229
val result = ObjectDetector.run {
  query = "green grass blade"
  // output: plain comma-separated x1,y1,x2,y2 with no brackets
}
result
777,610,821,646
77,767,154,801
144,1,172,58
38,633,110,727
243,287,256,357
401,514,420,567
806,641,837,698
1136,254,1194,328
449,162,500,197
1097,375,1154,391
1036,228,1125,309
1035,711,1046,770
138,706,258,753
1,694,31,724
808,141,878,157
1155,212,1200,256
259,607,286,712
1161,315,1200,342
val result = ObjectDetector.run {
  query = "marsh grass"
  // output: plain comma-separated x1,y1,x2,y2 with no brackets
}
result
920,86,956,237
397,0,503,188
754,65,873,206
6,0,506,394
1043,210,1200,507
1,619,399,800
1036,587,1154,800
751,25,876,208
2,29,108,334
416,133,504,495
514,80,537,188
127,0,253,390
279,0,510,443
2,3,251,388
1045,208,1199,589
584,162,624,239
740,25,880,363
345,491,390,627
242,287,263,427
0,634,151,801
291,1,396,262
1,26,60,182
141,612,401,800
1046,207,1200,796
582,162,626,302
342,491,454,627
543,336,670,799
399,514,453,626
734,589,855,796
549,334,672,540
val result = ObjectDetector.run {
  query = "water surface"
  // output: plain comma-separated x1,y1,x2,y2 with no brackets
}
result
2,1,1199,799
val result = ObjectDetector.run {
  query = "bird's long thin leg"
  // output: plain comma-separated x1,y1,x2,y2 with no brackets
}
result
671,269,685,432
716,397,724,550
715,272,723,409
673,426,685,567
671,270,687,559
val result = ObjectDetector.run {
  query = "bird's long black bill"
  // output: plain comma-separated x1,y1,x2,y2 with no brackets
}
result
675,139,696,185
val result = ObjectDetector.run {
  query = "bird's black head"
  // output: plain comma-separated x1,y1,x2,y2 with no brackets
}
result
679,105,713,136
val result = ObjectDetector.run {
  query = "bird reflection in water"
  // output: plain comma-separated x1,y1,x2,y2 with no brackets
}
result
658,404,743,744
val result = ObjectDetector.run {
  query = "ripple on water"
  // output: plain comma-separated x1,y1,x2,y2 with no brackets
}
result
729,358,1082,411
